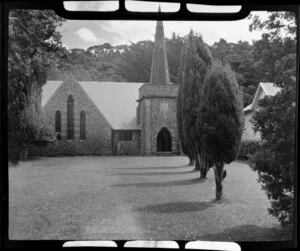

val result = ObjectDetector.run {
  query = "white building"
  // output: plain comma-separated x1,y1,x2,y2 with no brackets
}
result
242,82,281,140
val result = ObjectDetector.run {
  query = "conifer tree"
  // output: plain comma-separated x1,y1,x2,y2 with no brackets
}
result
178,31,212,177
176,92,194,165
177,37,194,165
197,62,244,200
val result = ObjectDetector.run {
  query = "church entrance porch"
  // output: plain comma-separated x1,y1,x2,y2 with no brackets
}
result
156,127,172,152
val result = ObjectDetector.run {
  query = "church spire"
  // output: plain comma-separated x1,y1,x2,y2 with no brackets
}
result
149,6,170,85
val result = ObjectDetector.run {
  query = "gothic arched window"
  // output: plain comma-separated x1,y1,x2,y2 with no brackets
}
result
55,111,61,140
80,111,86,140
67,95,74,140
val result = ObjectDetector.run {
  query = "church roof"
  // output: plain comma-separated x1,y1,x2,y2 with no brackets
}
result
149,15,170,85
243,82,281,112
42,81,144,130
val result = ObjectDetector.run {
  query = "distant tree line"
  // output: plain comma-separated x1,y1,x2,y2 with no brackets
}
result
48,33,184,86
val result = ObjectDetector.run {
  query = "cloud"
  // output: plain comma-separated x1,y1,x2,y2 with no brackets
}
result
60,11,267,49
100,21,154,44
97,18,262,47
63,1,118,11
74,28,99,43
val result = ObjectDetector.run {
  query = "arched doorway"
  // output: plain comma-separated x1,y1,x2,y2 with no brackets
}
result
157,127,172,152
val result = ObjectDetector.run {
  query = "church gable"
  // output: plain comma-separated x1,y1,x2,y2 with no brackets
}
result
43,78,146,131
41,76,113,155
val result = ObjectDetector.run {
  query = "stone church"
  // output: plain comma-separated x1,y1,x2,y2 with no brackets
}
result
30,19,180,156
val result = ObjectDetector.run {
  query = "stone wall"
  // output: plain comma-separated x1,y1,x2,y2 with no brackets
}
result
28,77,113,156
112,130,141,155
139,84,180,155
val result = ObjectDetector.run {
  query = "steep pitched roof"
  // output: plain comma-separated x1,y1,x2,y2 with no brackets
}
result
243,82,281,112
149,15,171,85
42,81,144,130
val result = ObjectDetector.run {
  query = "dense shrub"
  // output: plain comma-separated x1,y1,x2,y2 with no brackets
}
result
249,78,295,227
8,10,65,163
30,113,56,148
237,140,262,160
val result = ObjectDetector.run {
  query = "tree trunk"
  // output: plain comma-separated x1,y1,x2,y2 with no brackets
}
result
213,162,224,200
19,145,28,160
199,150,209,178
188,156,195,166
194,151,200,170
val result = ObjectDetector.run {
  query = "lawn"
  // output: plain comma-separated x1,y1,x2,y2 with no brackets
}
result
9,156,292,241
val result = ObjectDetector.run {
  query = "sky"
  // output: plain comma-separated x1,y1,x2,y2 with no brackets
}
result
59,1,267,50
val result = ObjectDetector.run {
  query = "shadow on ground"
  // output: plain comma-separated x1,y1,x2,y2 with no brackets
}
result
112,170,199,176
115,165,190,170
198,224,293,241
135,201,215,214
112,178,208,187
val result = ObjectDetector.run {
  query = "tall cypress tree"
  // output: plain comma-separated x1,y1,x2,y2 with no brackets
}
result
197,61,244,200
176,91,194,165
177,34,194,165
178,31,213,177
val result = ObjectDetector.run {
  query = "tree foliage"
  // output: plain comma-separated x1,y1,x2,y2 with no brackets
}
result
8,10,65,163
248,11,296,227
49,34,184,84
177,39,194,164
178,31,213,176
197,62,244,199
250,77,296,226
209,39,261,106
249,12,296,40
48,44,126,81
250,11,296,85
116,40,154,82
